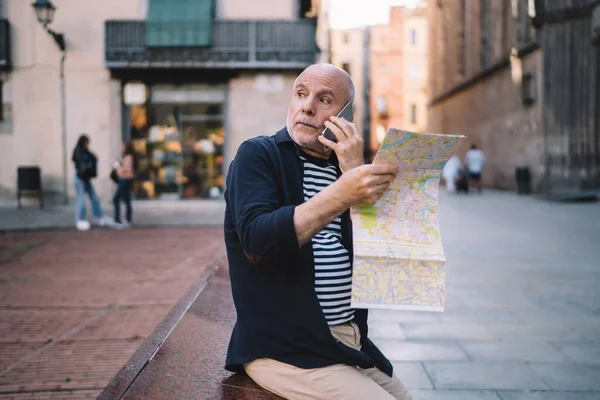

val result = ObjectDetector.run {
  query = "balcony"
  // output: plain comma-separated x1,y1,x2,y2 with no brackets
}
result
0,19,11,70
105,20,318,69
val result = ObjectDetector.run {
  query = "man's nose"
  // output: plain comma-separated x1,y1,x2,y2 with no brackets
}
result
301,98,316,116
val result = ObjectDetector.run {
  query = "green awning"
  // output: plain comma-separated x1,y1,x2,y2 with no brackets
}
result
145,0,215,47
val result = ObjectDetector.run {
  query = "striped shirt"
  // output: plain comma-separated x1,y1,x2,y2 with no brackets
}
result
300,153,355,326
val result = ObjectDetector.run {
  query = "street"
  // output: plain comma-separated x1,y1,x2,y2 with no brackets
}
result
0,191,599,399
370,191,600,399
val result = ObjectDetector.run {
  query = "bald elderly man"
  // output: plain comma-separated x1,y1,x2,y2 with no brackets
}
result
224,64,412,400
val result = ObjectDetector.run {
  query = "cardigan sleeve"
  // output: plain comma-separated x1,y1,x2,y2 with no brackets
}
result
226,140,300,266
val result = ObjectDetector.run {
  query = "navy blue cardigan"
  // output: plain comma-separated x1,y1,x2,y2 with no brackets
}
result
224,127,393,377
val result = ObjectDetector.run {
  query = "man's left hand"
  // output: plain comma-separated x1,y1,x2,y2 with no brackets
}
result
318,116,365,173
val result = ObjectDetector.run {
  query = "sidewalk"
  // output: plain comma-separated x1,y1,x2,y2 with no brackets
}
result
369,190,600,399
1,190,599,399
0,200,226,231
0,227,224,399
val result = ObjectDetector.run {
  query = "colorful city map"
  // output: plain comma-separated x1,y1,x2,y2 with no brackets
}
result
351,129,464,311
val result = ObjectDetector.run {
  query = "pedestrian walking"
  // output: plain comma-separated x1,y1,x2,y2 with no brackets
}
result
465,143,486,193
72,135,113,231
112,141,136,229
224,63,411,400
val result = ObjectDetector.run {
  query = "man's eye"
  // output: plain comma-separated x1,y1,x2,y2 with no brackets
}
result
297,92,306,97
319,97,330,104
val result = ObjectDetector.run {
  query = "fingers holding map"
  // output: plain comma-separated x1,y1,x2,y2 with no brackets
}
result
351,129,465,311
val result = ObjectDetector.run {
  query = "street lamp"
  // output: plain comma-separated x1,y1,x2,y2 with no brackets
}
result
32,0,55,28
32,0,68,204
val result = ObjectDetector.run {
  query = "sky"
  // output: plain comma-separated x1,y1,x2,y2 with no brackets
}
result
328,0,423,30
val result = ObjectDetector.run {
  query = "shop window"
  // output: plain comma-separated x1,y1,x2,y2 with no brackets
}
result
124,85,226,200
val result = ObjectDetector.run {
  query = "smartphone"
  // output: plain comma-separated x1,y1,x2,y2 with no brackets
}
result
322,101,354,143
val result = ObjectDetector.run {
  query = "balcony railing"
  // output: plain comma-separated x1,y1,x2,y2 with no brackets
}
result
105,20,318,69
0,19,11,69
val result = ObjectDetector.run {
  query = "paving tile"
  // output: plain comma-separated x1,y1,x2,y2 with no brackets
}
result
0,339,144,393
552,342,600,365
461,340,569,363
0,389,101,399
368,321,406,340
373,340,468,361
69,306,171,341
0,310,97,343
438,308,521,324
424,362,550,390
528,363,600,391
498,390,600,400
410,389,502,400
402,322,497,340
0,343,41,371
392,362,433,389
368,310,441,323
485,322,599,341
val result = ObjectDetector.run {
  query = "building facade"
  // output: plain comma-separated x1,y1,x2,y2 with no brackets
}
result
428,0,600,193
330,28,369,155
369,4,428,159
0,0,325,202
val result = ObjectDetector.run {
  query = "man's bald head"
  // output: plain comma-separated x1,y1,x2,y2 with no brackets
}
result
296,63,355,103
286,63,356,155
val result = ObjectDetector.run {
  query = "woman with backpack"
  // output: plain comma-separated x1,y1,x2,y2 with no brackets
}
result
112,141,136,229
72,134,113,231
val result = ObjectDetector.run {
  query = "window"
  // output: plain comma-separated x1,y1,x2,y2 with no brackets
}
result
0,81,4,121
341,62,351,76
480,0,492,68
409,65,418,81
410,29,417,45
0,81,4,122
377,97,386,113
514,0,534,45
410,104,417,124
458,0,466,76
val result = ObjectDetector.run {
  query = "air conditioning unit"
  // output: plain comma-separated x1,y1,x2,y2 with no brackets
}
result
593,5,600,45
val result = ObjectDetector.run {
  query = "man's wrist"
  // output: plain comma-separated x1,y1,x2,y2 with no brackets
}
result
340,160,364,173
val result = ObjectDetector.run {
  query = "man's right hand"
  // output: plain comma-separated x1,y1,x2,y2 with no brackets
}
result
336,164,400,207
293,163,399,247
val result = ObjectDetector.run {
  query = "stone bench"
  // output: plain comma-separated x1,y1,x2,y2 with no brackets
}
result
98,260,282,399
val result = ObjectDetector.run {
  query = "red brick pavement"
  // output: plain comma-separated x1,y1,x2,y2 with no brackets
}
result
0,228,224,399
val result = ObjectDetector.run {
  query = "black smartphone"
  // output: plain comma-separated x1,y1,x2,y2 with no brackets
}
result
322,101,354,143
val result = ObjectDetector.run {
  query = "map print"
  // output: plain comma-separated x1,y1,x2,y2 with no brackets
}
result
351,129,464,311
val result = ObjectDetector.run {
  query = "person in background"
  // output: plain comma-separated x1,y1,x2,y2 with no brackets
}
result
442,155,461,193
72,134,113,231
112,142,136,228
465,143,486,193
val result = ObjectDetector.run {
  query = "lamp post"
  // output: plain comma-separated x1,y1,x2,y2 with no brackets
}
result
32,0,68,204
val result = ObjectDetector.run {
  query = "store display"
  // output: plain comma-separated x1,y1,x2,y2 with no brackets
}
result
125,91,225,200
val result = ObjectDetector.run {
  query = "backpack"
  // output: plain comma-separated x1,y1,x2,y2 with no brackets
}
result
77,150,98,180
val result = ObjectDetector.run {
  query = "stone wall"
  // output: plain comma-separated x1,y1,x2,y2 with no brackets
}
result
427,0,543,191
428,51,544,191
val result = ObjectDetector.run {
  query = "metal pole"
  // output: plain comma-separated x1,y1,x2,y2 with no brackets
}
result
60,50,67,204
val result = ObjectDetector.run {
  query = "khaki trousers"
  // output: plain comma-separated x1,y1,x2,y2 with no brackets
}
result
244,322,413,400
